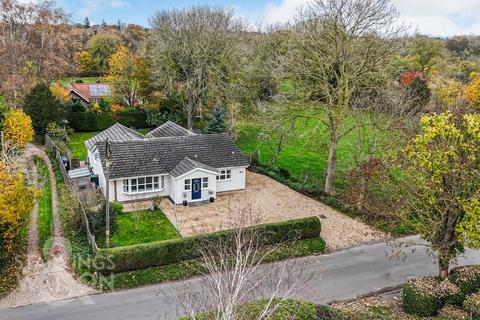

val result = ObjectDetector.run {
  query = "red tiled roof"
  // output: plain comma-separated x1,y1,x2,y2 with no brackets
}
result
66,83,112,102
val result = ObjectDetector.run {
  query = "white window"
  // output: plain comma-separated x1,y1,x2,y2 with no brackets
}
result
123,175,164,194
216,169,232,181
184,179,191,191
202,177,208,188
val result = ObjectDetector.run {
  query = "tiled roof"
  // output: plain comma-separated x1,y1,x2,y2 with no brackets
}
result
170,157,219,178
85,123,144,150
96,133,249,179
145,121,195,138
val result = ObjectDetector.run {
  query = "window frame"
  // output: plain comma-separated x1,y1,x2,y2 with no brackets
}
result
184,179,191,191
202,177,209,189
216,169,232,181
122,175,165,194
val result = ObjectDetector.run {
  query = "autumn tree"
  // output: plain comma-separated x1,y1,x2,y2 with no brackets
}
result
23,83,64,135
463,73,480,109
107,46,140,107
0,0,78,106
2,109,34,148
150,6,246,130
75,51,95,75
86,32,123,73
283,0,402,194
49,83,70,105
399,112,480,279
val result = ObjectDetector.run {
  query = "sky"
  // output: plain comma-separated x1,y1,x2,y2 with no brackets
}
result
29,0,480,37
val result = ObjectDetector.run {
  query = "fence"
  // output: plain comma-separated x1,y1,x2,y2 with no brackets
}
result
45,134,73,170
46,134,98,253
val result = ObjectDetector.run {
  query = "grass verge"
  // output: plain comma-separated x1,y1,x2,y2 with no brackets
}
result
35,156,54,261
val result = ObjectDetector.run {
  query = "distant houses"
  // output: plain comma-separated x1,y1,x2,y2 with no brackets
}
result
66,83,112,106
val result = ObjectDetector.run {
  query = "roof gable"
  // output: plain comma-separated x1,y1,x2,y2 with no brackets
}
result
170,157,219,178
145,121,195,138
67,83,112,102
85,123,144,150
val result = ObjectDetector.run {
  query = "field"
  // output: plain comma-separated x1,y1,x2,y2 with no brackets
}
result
57,77,100,86
111,210,180,247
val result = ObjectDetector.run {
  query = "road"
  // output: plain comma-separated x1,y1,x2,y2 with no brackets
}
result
2,236,479,320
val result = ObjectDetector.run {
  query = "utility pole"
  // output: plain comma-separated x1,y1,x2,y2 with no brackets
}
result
105,139,111,248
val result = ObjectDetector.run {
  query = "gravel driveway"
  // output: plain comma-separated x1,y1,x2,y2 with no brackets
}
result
161,171,385,250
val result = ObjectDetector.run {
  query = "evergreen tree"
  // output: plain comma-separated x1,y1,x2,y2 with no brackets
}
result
101,19,107,28
84,17,90,29
204,106,226,134
23,83,64,135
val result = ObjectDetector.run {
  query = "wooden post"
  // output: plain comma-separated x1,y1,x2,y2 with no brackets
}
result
105,140,111,248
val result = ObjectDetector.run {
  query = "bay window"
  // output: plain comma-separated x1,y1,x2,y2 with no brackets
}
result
123,175,164,194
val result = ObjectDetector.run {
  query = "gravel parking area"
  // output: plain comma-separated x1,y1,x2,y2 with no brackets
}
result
161,171,385,250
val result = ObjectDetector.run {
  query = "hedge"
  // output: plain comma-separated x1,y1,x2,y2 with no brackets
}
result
450,265,480,297
403,277,462,316
96,216,321,273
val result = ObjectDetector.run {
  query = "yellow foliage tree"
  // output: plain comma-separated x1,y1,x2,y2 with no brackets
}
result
49,83,70,104
0,161,37,256
463,73,480,109
433,78,463,106
2,109,34,148
108,46,140,107
75,51,95,75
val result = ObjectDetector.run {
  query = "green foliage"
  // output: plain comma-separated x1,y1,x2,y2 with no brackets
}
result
87,201,122,239
449,265,480,297
111,210,180,247
403,277,463,317
464,292,480,318
35,157,54,261
146,109,182,127
23,83,64,135
0,96,8,127
204,106,226,134
86,33,123,72
96,216,321,273
316,305,349,320
46,122,66,141
437,305,470,320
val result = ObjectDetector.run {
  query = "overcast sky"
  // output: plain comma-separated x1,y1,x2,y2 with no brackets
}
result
35,0,480,37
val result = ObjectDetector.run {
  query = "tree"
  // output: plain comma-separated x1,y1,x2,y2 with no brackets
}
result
107,46,140,107
2,109,34,148
204,106,226,134
0,96,8,126
86,33,123,73
75,51,95,75
406,36,443,73
0,161,37,266
84,17,90,29
49,83,70,105
463,73,480,109
399,112,480,279
23,83,64,135
150,6,246,130
283,0,402,194
0,0,78,106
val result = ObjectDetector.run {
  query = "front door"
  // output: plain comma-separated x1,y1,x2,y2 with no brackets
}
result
192,178,201,200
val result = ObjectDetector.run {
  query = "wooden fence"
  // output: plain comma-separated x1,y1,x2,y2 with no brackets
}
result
47,134,98,253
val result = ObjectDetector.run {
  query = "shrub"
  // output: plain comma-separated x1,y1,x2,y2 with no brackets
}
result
403,277,461,316
46,122,66,141
2,109,34,148
464,292,480,318
96,216,321,273
450,265,480,297
316,305,349,320
87,201,122,237
437,305,470,320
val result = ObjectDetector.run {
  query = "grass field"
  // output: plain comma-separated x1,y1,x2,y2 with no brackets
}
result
111,210,180,247
57,77,100,86
67,128,152,160
236,109,394,191
35,157,54,261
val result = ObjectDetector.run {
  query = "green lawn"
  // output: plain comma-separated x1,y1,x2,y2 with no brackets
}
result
111,210,180,247
68,128,152,160
35,157,54,260
236,107,398,191
57,77,100,86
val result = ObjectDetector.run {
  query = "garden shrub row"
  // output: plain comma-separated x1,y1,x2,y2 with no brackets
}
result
96,216,321,273
403,265,480,317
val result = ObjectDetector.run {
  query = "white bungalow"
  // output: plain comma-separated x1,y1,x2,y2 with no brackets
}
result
85,122,249,205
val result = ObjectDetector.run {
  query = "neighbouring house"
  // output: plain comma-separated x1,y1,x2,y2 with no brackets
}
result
86,121,249,205
66,83,112,106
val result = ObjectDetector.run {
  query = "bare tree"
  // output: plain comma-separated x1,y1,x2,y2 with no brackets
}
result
282,0,403,194
150,6,246,130
177,207,310,320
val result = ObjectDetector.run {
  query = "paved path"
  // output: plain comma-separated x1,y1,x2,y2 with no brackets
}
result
2,236,479,320
0,145,95,309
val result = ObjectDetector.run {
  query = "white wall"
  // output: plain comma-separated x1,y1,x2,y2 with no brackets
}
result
88,148,107,196
216,167,247,193
172,170,217,205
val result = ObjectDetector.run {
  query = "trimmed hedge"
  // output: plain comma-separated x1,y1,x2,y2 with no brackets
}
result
96,216,321,273
403,277,462,316
450,265,480,297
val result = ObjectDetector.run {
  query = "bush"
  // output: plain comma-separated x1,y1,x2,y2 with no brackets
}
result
46,122,66,141
96,216,321,273
437,305,470,320
316,305,349,320
450,265,480,297
403,277,462,316
464,292,480,318
87,201,122,238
